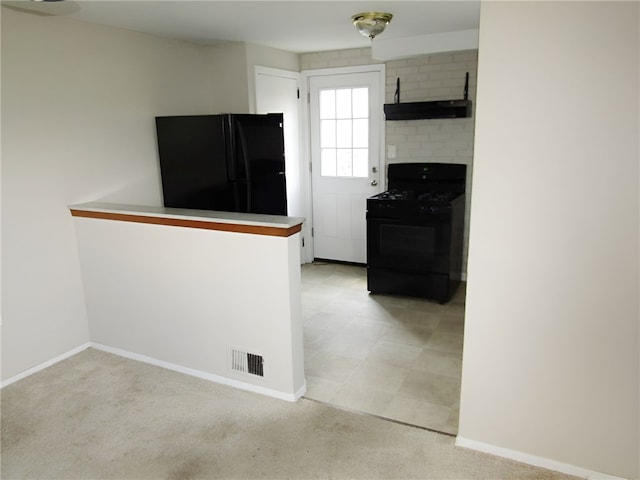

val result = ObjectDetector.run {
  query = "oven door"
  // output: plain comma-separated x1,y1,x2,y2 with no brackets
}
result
366,214,453,301
366,214,451,274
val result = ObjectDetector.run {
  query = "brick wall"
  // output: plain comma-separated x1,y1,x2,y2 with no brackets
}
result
300,47,375,70
385,51,477,167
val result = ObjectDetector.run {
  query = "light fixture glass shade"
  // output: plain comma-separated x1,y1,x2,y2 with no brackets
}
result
351,12,393,40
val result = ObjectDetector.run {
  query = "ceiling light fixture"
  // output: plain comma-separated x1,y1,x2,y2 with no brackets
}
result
351,12,393,40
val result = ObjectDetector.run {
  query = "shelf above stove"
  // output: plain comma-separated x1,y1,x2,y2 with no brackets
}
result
384,99,472,121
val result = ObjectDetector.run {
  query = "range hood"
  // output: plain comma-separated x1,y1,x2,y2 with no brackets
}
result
384,73,472,121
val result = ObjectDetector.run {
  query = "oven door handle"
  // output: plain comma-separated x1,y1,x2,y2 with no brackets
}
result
366,215,448,226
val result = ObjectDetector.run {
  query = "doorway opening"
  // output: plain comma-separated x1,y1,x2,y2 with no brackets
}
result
255,58,474,434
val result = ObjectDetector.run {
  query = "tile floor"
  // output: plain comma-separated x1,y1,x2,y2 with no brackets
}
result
301,261,465,435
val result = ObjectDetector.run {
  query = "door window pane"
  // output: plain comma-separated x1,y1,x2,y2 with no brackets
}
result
353,149,368,177
352,88,368,118
320,120,336,147
336,149,353,177
336,119,352,148
318,86,370,178
335,89,352,119
321,149,337,176
319,90,335,119
352,119,368,148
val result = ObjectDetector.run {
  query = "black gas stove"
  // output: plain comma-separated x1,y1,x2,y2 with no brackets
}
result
366,163,466,303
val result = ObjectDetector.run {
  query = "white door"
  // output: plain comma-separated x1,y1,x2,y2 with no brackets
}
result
255,67,310,260
309,67,384,264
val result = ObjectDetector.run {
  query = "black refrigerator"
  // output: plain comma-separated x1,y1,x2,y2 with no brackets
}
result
155,113,287,216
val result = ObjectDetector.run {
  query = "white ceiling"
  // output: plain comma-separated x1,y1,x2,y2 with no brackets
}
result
3,0,480,53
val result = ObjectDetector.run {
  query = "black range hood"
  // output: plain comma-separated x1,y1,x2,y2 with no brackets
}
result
384,73,472,121
384,99,472,120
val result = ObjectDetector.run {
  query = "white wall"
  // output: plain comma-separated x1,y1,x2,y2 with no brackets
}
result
0,8,302,384
459,2,639,479
1,9,216,381
206,42,251,113
73,214,304,400
189,42,301,115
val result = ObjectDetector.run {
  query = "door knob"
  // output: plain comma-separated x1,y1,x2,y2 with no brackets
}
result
371,180,378,186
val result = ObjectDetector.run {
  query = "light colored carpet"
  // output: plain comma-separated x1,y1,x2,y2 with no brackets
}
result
1,348,579,479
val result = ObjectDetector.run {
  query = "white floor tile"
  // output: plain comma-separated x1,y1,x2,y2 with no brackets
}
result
301,262,465,435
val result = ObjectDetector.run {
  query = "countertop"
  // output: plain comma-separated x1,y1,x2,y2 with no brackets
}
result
69,202,305,237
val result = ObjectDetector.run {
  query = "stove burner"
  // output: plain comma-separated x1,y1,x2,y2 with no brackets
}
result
377,189,412,200
371,189,459,204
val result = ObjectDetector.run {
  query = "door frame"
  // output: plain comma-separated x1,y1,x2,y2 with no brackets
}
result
301,64,386,264
254,66,310,261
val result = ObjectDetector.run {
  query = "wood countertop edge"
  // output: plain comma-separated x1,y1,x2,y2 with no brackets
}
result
70,209,302,238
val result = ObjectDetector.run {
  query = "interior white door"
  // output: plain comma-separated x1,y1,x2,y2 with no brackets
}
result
255,67,310,260
309,67,384,264
255,66,313,263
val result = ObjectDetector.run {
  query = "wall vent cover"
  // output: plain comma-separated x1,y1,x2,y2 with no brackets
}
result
230,348,264,377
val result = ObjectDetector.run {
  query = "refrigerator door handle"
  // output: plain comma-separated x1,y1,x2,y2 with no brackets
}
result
235,123,252,211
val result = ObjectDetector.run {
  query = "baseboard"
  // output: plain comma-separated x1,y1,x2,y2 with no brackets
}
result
293,381,307,400
91,343,305,402
0,341,306,403
0,342,92,389
455,436,626,480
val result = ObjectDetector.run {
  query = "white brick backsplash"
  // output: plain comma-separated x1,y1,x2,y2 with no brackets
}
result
393,66,420,77
328,59,350,68
387,51,476,104
428,54,456,64
453,52,477,62
300,47,374,70
341,48,368,58
386,59,407,68
429,70,456,81
440,61,476,73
